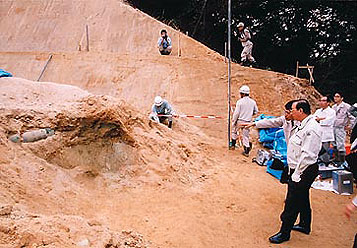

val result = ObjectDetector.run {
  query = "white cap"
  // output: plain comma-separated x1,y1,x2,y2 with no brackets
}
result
239,85,250,94
238,22,244,28
154,96,163,106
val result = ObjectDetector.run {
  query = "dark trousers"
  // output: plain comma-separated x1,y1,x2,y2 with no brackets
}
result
280,163,319,235
351,124,357,144
158,116,173,128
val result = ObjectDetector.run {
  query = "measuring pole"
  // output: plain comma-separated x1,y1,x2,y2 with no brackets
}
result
85,24,89,51
37,54,53,82
227,0,232,148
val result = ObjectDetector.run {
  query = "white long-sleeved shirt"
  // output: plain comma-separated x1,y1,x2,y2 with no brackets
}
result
151,100,173,115
353,196,357,207
239,28,253,47
255,116,298,145
232,96,258,124
333,102,355,128
288,115,322,182
313,107,336,142
157,36,172,49
351,138,357,151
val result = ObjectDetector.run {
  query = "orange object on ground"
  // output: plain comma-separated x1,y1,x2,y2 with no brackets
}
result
346,144,351,155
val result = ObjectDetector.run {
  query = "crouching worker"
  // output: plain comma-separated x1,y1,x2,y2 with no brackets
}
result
150,96,175,128
157,29,172,55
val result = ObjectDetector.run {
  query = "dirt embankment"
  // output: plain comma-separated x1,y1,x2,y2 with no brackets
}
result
0,0,355,247
0,77,220,247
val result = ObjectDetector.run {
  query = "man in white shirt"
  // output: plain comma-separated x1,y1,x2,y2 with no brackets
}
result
269,99,322,244
230,85,258,157
237,22,256,67
332,92,356,165
149,96,175,128
313,96,336,165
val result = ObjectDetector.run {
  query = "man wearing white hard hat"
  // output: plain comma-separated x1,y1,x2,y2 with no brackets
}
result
237,22,256,67
230,85,258,156
150,96,175,128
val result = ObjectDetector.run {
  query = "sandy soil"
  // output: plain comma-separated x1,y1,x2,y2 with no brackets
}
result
0,0,356,247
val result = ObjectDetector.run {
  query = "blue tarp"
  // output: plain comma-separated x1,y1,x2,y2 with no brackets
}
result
255,114,288,180
0,69,12,78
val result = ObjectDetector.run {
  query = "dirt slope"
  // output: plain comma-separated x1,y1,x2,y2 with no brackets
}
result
0,0,356,247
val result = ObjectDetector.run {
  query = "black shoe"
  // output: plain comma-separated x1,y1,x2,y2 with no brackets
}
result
248,142,253,152
229,140,236,150
240,60,250,67
242,146,250,157
250,61,258,68
292,225,310,235
269,232,290,244
168,120,173,129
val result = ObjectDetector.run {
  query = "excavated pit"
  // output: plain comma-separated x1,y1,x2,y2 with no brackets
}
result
0,78,142,177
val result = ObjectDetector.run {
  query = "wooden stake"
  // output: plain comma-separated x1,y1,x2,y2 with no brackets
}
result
178,31,181,57
224,42,227,63
37,54,53,82
306,63,315,83
85,24,89,52
296,61,299,77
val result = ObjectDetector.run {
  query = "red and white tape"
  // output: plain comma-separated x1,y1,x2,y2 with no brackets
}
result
157,114,224,119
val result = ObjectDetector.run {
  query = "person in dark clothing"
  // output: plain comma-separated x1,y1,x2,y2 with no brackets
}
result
349,103,357,143
157,29,172,55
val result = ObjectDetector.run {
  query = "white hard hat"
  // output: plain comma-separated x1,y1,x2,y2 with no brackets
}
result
239,85,250,94
154,96,163,106
238,22,244,28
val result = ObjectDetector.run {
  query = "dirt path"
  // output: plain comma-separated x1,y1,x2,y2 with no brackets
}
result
67,147,357,248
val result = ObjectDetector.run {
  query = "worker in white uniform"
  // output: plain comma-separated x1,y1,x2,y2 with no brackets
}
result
313,96,336,165
332,92,355,165
269,99,322,244
149,96,175,128
230,85,258,157
237,22,256,67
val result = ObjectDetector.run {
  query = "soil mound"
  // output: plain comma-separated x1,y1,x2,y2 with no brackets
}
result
0,0,355,247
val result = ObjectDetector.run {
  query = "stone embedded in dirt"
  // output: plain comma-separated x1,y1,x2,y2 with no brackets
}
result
88,219,102,226
77,238,90,246
0,205,13,216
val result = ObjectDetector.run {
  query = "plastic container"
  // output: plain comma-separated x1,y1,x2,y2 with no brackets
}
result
345,144,351,155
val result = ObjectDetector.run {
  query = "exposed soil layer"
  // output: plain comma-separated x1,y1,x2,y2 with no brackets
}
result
0,0,355,247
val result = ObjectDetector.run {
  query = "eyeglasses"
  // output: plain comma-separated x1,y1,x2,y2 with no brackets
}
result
320,99,327,102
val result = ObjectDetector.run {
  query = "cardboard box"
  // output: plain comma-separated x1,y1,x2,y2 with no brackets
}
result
332,170,354,194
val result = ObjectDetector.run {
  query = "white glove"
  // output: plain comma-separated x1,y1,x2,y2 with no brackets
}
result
291,172,301,183
149,113,160,123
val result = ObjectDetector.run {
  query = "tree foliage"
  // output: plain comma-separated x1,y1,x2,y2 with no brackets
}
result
127,0,357,102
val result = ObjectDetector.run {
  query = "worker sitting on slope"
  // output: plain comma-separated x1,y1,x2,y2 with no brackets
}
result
150,96,175,128
157,29,172,55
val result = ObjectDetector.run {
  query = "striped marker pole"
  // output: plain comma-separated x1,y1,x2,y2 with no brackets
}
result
157,114,224,119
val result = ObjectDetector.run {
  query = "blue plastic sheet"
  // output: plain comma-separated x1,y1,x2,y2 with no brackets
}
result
0,69,12,78
255,114,288,180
